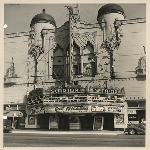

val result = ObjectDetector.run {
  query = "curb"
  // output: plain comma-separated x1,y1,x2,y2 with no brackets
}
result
11,131,123,135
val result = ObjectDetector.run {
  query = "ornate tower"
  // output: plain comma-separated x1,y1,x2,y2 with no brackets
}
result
29,9,56,82
97,4,125,79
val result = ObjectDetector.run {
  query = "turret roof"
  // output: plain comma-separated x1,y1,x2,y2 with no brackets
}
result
30,9,56,27
97,4,126,20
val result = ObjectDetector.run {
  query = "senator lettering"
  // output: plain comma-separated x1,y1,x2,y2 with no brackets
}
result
94,89,118,94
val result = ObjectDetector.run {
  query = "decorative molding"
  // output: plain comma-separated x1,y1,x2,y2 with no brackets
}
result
5,32,29,38
41,28,55,35
75,22,101,29
74,31,97,48
135,55,146,76
53,35,69,50
28,44,44,59
116,18,146,25
4,18,145,38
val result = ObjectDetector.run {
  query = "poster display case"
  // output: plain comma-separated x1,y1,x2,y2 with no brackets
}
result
93,116,104,130
49,116,59,129
116,114,124,125
28,115,35,125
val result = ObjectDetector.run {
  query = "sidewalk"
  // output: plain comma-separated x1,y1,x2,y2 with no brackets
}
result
11,129,124,135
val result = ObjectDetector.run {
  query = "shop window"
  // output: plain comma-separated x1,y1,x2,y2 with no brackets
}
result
18,105,26,110
128,114,138,121
128,102,138,107
5,105,17,110
137,110,145,123
138,102,146,107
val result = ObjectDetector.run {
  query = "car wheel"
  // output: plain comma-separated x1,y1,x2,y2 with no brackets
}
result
128,129,136,135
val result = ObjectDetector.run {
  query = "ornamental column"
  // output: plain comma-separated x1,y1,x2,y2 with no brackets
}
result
41,29,47,82
80,46,84,74
63,56,66,77
63,48,67,77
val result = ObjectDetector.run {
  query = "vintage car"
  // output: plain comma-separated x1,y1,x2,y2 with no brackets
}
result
3,119,12,133
124,122,145,135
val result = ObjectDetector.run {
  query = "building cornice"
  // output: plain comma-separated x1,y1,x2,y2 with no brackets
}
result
4,32,29,39
115,17,146,26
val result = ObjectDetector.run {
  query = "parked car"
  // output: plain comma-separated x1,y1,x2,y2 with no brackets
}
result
3,119,12,133
124,122,145,135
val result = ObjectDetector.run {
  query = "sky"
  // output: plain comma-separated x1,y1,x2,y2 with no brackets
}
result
4,3,146,34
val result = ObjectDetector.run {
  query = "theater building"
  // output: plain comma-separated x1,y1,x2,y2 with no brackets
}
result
4,4,146,130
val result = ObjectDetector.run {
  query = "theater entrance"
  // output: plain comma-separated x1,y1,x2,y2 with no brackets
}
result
58,114,93,130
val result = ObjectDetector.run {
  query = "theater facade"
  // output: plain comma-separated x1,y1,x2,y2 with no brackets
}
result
4,4,146,131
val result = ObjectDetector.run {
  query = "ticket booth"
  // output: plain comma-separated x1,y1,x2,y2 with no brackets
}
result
69,116,81,130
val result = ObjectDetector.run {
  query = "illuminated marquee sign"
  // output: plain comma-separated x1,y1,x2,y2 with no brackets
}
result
55,106,89,113
45,87,125,94
93,88,125,94
94,89,118,93
47,88,80,93
91,106,124,113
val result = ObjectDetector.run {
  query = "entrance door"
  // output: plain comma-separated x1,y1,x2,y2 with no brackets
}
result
40,114,49,129
81,115,93,130
103,113,114,130
58,115,69,130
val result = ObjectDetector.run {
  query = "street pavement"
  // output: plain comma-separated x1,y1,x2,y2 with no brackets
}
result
3,130,145,147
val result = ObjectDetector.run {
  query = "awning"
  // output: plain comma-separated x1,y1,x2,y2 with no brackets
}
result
3,110,24,117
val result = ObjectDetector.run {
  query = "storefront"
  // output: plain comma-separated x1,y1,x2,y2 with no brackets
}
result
27,112,125,131
127,100,146,124
3,104,27,129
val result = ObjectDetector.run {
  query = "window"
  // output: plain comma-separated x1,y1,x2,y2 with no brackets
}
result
58,60,61,62
139,102,145,107
74,81,78,85
128,102,138,107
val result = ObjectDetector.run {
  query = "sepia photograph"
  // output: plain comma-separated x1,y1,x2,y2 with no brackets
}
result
3,1,147,148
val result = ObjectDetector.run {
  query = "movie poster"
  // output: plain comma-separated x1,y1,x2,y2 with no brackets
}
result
28,115,35,125
116,114,124,124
